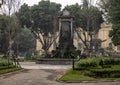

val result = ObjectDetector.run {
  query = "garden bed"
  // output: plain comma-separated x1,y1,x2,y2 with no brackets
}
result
59,57,120,82
0,59,22,75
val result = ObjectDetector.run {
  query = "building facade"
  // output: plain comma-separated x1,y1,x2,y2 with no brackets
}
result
36,23,120,54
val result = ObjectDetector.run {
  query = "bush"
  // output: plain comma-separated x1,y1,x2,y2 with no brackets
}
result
101,57,120,65
76,57,100,69
88,68,120,78
76,57,120,69
0,59,13,66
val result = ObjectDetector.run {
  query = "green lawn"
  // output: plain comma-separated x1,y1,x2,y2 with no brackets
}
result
60,69,96,81
0,67,22,75
0,58,23,75
60,57,120,82
60,67,120,82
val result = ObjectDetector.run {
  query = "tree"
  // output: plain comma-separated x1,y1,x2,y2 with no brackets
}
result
99,0,120,46
31,0,61,56
13,28,36,58
0,0,21,67
98,0,110,21
17,0,61,56
108,0,120,46
0,0,4,7
0,14,9,54
16,3,31,28
65,1,103,52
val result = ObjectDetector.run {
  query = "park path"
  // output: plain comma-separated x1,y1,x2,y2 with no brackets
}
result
20,62,72,69
0,62,120,85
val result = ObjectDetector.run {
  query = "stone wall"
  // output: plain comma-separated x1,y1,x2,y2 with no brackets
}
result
36,59,78,65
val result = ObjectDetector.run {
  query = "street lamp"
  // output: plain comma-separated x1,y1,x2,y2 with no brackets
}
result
70,51,75,70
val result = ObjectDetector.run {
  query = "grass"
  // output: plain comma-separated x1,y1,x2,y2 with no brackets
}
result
0,58,23,75
60,67,120,82
60,69,96,81
0,66,22,75
60,57,120,82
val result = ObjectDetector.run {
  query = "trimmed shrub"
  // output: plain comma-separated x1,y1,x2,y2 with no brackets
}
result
88,69,120,78
76,57,100,69
76,57,120,69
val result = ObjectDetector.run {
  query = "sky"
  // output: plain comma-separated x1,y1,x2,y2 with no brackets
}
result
23,0,82,9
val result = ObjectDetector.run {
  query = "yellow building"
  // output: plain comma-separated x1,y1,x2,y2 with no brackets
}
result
99,23,120,52
36,23,120,54
99,23,112,49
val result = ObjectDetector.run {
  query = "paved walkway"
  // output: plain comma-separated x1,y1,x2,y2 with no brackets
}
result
0,62,120,85
20,62,72,69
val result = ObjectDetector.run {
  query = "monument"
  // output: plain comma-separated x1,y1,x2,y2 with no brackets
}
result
36,10,78,64
57,9,75,57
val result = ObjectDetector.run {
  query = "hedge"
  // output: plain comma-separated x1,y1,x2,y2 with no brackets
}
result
88,68,120,78
76,57,120,69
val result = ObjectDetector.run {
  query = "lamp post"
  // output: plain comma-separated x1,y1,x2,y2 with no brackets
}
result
70,51,75,70
72,56,75,70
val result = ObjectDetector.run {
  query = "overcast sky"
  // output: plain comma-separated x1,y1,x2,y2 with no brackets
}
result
23,0,82,9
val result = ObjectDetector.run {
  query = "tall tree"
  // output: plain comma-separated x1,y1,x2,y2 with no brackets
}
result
17,0,61,56
98,0,111,21
99,0,120,46
108,0,120,46
13,28,36,58
65,2,103,52
0,14,9,54
0,0,21,66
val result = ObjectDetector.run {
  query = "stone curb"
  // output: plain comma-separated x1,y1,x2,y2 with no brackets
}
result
57,79,120,83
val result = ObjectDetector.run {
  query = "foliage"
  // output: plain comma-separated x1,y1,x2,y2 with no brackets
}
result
60,59,120,82
17,0,61,55
0,0,22,65
0,66,22,75
99,0,120,46
16,3,31,28
0,58,22,75
109,0,120,45
0,59,13,66
76,57,100,69
109,24,120,46
13,28,36,57
89,66,120,78
0,14,35,57
76,57,120,69
60,65,120,81
0,14,9,54
0,0,21,15
98,0,111,21
65,2,103,49
0,65,15,70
